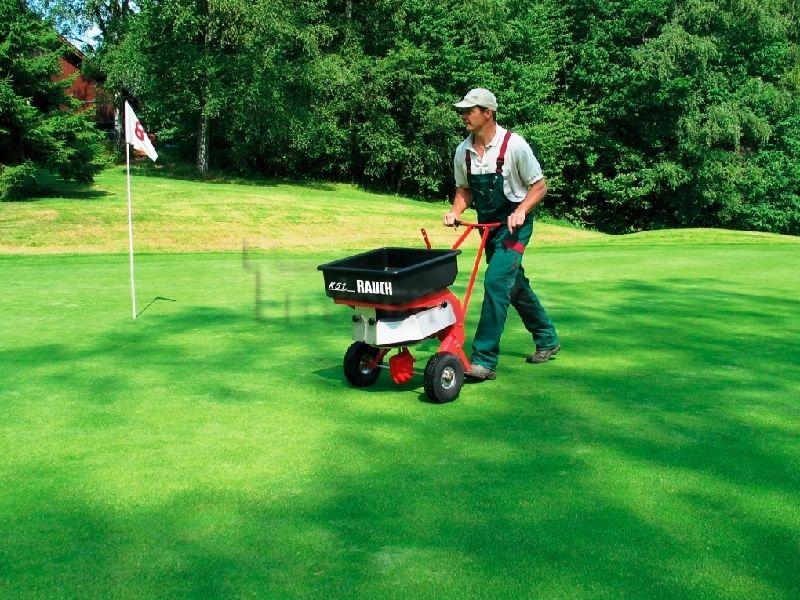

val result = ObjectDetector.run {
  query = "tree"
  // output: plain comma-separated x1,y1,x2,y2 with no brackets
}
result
106,0,346,175
559,0,800,233
346,0,572,197
29,0,137,155
0,0,106,200
27,0,133,47
86,0,800,234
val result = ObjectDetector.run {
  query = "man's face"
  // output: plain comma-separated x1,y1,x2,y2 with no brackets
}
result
459,106,491,132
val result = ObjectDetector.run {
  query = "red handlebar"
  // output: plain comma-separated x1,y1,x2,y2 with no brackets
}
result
447,220,503,322
453,219,502,228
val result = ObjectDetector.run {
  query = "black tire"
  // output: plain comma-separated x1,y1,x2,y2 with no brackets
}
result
343,342,382,387
424,352,464,403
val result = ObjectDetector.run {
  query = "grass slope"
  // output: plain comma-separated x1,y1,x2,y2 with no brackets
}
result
0,167,605,254
1,170,799,597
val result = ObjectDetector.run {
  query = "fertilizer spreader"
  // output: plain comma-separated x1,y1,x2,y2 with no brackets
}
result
318,221,500,403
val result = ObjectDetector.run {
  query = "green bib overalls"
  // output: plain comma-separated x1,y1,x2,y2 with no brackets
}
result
466,131,558,369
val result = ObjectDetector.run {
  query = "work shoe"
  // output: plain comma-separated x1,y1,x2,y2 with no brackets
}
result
466,364,496,380
526,343,561,364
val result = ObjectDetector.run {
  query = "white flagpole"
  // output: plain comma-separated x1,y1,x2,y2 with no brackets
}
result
126,140,137,319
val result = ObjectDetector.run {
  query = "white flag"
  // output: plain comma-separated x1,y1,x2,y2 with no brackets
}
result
124,101,158,162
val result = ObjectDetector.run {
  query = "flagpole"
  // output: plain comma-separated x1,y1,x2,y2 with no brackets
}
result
126,140,137,320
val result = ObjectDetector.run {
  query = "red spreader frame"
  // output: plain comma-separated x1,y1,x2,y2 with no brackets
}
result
329,220,501,403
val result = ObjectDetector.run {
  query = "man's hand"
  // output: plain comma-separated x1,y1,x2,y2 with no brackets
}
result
445,187,470,227
507,209,526,233
443,211,461,227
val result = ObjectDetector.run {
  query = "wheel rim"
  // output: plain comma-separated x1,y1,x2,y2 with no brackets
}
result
440,366,456,390
359,354,375,375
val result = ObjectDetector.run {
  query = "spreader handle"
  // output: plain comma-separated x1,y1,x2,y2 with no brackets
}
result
453,219,502,228
448,220,503,322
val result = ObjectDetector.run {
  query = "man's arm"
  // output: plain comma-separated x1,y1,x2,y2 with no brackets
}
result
507,179,547,232
443,186,472,226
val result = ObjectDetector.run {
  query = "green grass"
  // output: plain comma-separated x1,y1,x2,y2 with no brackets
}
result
0,166,605,254
1,170,800,597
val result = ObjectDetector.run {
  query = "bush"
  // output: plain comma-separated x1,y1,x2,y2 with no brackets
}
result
0,162,37,201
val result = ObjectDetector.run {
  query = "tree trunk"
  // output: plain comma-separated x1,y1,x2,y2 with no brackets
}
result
395,163,404,194
196,3,210,175
196,109,209,174
114,101,124,155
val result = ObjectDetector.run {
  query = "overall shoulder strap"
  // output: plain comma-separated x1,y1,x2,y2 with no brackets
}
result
495,130,513,174
464,148,471,174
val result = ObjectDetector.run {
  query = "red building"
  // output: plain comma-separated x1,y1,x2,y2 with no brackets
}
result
55,37,115,130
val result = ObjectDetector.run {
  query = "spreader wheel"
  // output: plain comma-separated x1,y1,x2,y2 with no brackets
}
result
424,352,464,403
343,342,382,387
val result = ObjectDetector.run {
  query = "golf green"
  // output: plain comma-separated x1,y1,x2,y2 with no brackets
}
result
1,241,799,597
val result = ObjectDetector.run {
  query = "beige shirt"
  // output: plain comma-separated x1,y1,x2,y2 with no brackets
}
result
453,125,544,203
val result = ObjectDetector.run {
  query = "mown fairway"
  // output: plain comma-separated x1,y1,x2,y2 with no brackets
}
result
1,169,799,598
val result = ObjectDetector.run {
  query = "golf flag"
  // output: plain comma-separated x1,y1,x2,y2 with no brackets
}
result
123,101,158,319
124,102,158,162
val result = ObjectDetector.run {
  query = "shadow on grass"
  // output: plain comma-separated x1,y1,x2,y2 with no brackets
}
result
17,173,112,201
2,276,800,596
136,295,176,318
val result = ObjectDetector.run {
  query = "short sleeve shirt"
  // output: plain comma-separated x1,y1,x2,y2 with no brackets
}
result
453,125,544,203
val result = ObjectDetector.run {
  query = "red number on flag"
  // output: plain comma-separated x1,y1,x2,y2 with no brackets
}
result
135,121,145,141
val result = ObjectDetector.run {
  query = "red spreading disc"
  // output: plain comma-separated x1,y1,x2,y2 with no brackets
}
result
389,348,415,384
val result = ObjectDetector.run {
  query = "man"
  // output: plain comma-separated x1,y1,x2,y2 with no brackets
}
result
443,88,560,380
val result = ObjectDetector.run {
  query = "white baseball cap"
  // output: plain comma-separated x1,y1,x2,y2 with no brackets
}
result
453,88,498,111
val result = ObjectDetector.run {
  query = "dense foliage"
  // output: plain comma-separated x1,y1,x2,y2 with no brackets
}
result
26,0,800,233
0,0,106,200
561,0,800,233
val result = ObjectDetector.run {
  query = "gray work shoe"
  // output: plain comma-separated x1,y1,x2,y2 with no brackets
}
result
466,364,496,380
526,343,561,364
